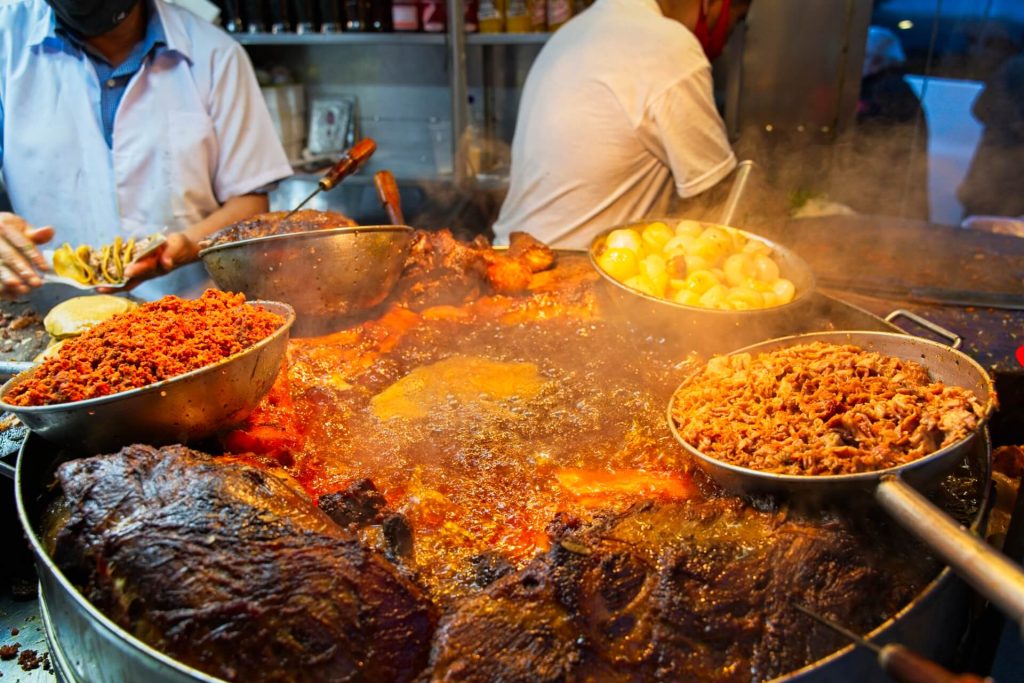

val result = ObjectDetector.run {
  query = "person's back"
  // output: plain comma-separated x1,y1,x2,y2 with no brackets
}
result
958,53,1024,218
492,0,736,248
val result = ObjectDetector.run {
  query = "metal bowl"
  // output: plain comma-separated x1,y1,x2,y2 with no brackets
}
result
199,226,414,335
667,329,997,498
589,219,816,352
0,300,295,453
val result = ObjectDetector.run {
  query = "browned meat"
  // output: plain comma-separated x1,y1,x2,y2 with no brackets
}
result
51,445,435,683
429,500,928,683
671,342,987,475
389,229,491,309
507,231,555,272
199,209,358,249
389,229,558,309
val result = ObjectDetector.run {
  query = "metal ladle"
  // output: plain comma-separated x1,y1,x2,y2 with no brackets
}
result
718,159,755,226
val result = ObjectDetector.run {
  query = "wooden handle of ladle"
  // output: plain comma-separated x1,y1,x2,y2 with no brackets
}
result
876,475,1024,633
374,170,405,225
880,644,991,683
319,138,377,192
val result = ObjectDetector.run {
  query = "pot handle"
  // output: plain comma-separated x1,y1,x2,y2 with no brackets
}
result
884,309,962,349
876,475,1024,632
0,456,14,480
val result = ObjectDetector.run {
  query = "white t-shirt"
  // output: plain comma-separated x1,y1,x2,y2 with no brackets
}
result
492,0,737,249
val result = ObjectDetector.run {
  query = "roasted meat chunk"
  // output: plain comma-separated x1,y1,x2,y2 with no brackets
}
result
389,228,557,308
200,209,358,249
429,500,925,683
50,445,435,683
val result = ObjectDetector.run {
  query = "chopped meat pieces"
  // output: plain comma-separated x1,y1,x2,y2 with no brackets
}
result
671,341,988,475
200,209,357,249
5,290,283,406
17,649,40,671
0,644,18,660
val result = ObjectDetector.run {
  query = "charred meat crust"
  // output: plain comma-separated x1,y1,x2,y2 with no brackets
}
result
53,445,436,683
429,500,922,683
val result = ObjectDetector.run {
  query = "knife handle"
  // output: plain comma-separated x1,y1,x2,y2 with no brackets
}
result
319,138,377,191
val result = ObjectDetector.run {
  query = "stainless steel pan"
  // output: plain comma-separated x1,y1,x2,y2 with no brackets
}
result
0,301,294,452
667,329,1024,631
199,226,413,337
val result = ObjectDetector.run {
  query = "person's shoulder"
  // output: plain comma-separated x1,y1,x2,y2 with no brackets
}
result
592,0,707,67
0,0,48,33
0,0,50,64
0,0,40,13
157,0,244,60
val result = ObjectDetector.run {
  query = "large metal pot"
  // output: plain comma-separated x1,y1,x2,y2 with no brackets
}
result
2,251,998,682
11,427,992,683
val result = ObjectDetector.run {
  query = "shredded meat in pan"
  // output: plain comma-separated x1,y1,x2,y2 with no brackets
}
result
671,342,986,476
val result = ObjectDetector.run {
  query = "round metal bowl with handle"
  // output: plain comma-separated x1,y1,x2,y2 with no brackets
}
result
667,329,1024,631
0,300,295,453
589,220,816,351
199,226,413,335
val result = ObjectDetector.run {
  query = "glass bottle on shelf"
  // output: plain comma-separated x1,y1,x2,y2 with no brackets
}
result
222,0,245,32
506,0,528,32
547,0,571,30
527,0,545,31
464,0,479,32
244,0,267,32
420,0,445,32
478,0,504,32
392,0,419,30
318,0,343,31
369,0,394,30
268,0,291,33
293,0,316,33
344,0,367,30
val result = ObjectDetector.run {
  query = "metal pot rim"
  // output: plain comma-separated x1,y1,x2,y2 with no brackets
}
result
667,329,997,487
197,224,414,259
0,300,295,416
589,219,817,316
14,440,228,682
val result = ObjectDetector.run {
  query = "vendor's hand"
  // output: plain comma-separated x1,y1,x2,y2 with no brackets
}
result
0,212,54,298
119,232,200,290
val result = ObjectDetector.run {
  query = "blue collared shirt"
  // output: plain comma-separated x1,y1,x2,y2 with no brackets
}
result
0,0,293,298
55,6,167,147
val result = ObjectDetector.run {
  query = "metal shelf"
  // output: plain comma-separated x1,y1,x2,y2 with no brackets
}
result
466,32,551,45
233,31,550,47
234,32,447,46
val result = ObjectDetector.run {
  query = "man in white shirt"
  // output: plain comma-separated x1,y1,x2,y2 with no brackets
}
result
493,0,749,249
0,0,293,298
